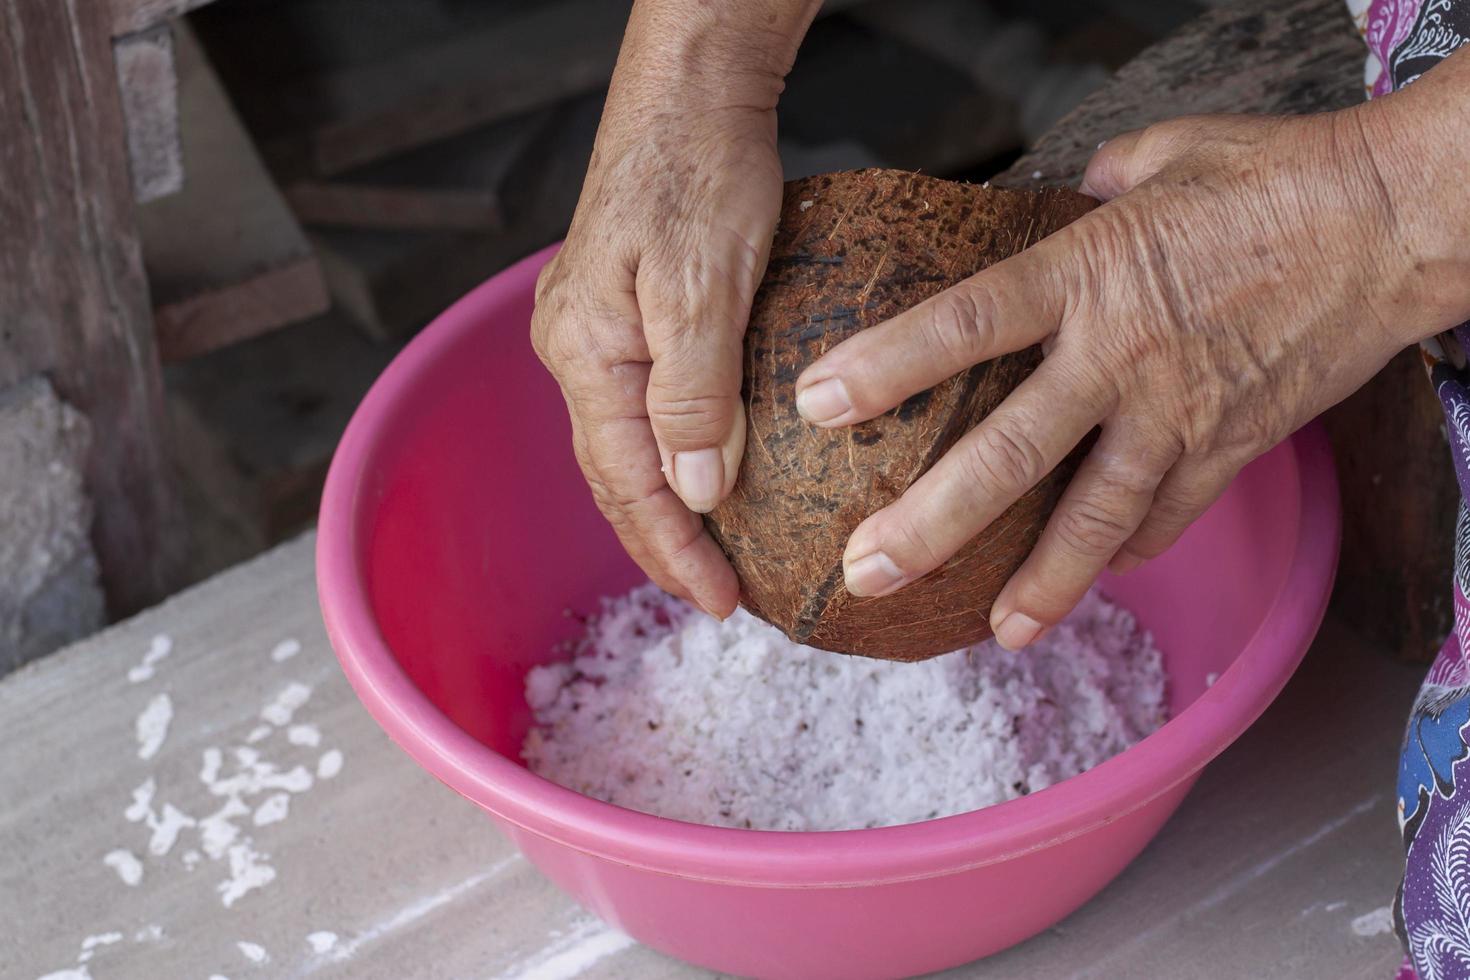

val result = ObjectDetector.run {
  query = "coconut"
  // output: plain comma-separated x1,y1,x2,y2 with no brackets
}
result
705,169,1097,662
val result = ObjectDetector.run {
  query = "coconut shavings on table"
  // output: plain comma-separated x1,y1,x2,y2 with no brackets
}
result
522,583,1168,831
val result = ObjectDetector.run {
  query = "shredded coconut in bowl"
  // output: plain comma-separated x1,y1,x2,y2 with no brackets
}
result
522,583,1167,831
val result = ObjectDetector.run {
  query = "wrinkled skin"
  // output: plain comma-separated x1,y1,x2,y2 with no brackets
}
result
534,0,1470,646
797,103,1470,648
530,2,811,617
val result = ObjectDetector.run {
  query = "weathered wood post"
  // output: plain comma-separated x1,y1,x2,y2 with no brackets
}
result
0,0,183,629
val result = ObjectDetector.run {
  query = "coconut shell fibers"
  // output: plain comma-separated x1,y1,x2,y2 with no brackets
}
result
705,169,1098,662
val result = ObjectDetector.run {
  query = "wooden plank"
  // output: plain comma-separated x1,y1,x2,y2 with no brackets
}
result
165,312,403,543
311,95,597,340
284,181,503,232
997,0,1456,663
0,0,183,615
138,25,329,362
0,534,1414,977
153,259,329,361
1322,350,1457,664
109,0,214,38
280,111,549,233
113,24,184,203
298,0,630,175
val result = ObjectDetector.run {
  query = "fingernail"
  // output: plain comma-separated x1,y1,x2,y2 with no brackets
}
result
672,448,724,513
845,551,907,597
1110,551,1143,574
993,611,1043,651
796,378,852,425
694,593,735,621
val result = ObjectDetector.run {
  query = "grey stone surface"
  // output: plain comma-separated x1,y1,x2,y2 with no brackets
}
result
0,377,106,674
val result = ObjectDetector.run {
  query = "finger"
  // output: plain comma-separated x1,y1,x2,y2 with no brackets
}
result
1080,114,1257,200
1110,453,1241,571
1078,128,1150,201
988,427,1174,649
641,228,771,514
794,246,1067,427
567,418,695,606
573,360,740,618
842,354,1109,598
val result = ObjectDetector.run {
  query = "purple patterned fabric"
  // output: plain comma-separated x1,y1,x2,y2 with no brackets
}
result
1356,2,1470,977
1359,0,1470,96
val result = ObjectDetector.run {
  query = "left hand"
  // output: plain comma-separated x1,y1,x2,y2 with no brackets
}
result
792,98,1470,650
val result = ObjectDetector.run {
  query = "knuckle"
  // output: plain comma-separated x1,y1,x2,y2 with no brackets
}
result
638,256,691,309
925,283,999,365
1086,138,1131,181
1137,117,1201,161
877,515,945,572
1124,535,1171,560
529,293,584,373
963,422,1046,493
645,389,736,445
1147,490,1193,528
531,318,585,374
590,462,662,515
1130,501,1194,557
1053,498,1132,559
584,469,627,519
1093,455,1159,499
529,315,557,368
533,255,562,307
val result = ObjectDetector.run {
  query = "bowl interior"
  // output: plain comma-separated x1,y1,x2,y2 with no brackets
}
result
352,249,1304,777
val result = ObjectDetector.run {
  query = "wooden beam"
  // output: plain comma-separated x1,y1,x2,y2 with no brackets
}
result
113,23,184,202
998,0,1456,663
0,0,183,614
108,0,213,38
279,111,549,233
283,181,503,233
138,26,328,362
310,95,597,340
153,260,329,362
295,0,631,174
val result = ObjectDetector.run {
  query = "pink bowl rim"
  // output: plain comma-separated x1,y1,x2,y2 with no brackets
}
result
317,243,1341,889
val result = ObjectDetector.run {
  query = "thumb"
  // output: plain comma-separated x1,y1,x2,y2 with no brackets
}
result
1078,128,1153,201
641,247,760,514
1081,115,1229,200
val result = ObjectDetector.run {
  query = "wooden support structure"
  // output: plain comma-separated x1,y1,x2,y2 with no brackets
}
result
108,0,213,38
113,23,183,202
998,0,1457,663
310,97,597,339
286,0,631,175
280,111,551,233
0,0,183,615
137,26,329,361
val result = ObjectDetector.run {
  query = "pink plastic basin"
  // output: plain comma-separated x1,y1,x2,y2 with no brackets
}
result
317,244,1340,979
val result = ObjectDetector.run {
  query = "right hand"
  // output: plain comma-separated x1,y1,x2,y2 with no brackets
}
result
530,24,789,618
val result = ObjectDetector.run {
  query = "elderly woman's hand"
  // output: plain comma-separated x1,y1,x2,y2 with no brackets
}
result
795,59,1470,650
531,1,819,617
